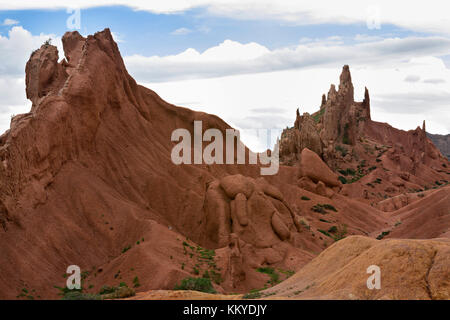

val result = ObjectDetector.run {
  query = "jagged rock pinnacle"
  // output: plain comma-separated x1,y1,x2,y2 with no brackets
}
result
321,94,327,108
338,65,354,103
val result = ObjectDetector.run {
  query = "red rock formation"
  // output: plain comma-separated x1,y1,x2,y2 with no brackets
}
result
0,29,448,300
279,65,449,204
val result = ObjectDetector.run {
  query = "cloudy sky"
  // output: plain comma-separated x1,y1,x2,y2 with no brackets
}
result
1,1,449,150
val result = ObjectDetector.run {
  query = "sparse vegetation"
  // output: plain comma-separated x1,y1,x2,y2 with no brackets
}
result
328,226,338,233
133,276,140,288
312,204,327,214
376,230,390,240
318,229,332,238
174,277,216,294
338,176,347,184
335,145,348,156
243,288,264,299
301,196,311,201
256,267,280,285
311,203,337,214
331,224,347,242
312,107,326,123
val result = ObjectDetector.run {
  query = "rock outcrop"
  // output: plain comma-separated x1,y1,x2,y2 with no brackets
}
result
0,28,448,300
264,236,450,300
428,132,450,160
279,65,449,204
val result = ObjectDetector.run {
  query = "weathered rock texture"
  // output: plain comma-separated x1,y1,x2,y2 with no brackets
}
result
428,133,450,160
279,65,449,204
0,29,448,300
264,236,450,300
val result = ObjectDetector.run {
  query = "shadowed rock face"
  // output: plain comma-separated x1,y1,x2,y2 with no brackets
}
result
428,133,450,160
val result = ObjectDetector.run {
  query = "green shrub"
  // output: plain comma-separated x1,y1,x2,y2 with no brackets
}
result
62,291,101,300
335,145,347,156
338,176,347,184
99,286,116,295
301,196,310,201
328,226,338,233
323,204,337,212
342,124,350,144
311,204,326,214
376,230,390,240
101,285,135,299
332,224,347,242
174,277,216,294
243,291,262,299
256,267,280,285
132,276,140,288
318,229,332,238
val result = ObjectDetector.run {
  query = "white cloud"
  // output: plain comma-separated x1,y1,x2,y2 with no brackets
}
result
124,36,450,82
2,1,450,35
0,27,61,135
111,31,124,43
144,56,450,150
354,34,383,42
2,18,19,26
423,78,446,84
171,27,192,35
0,26,61,76
404,75,420,82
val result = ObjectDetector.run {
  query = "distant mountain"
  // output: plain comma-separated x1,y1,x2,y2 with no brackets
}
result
428,133,450,160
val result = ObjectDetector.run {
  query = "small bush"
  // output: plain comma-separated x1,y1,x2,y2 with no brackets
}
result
133,276,140,288
318,229,332,238
322,204,337,212
256,267,280,285
311,204,326,214
335,145,347,156
122,245,131,253
328,226,338,233
243,291,262,299
101,285,135,299
301,196,310,201
376,230,390,240
338,176,347,184
332,224,347,242
174,277,216,294
62,291,101,300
